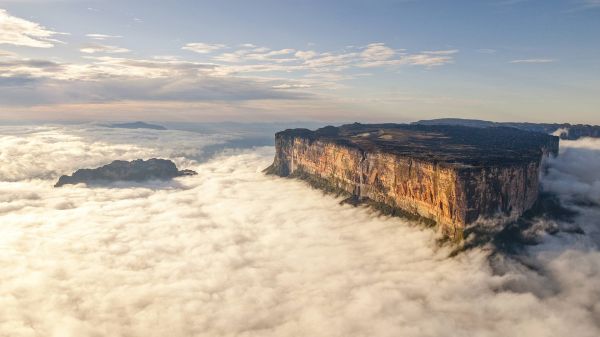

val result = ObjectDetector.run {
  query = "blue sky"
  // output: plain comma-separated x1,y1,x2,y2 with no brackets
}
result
0,0,599,123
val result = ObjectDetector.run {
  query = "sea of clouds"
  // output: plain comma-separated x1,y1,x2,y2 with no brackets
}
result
0,124,598,337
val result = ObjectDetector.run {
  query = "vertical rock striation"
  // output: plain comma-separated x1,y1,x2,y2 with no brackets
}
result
265,123,559,240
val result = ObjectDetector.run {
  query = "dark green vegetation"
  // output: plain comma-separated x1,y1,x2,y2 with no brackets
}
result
55,158,196,187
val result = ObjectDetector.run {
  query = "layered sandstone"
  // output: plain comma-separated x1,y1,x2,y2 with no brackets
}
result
265,123,559,240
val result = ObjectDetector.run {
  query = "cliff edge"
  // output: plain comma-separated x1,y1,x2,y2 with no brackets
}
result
265,123,559,240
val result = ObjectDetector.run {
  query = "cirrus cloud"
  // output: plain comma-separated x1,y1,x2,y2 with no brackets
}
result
85,33,123,41
80,43,130,54
0,8,66,48
182,42,227,54
510,58,555,64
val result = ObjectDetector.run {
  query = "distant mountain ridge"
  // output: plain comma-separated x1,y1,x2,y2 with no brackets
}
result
106,121,167,130
413,118,600,140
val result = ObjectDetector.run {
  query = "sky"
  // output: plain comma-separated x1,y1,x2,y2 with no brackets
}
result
0,0,599,123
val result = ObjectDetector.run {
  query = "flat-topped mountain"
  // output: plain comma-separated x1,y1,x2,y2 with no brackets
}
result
271,123,558,167
414,118,600,140
55,158,196,187
265,123,559,240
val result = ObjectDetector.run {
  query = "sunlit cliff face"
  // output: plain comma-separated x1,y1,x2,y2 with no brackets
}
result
0,125,599,337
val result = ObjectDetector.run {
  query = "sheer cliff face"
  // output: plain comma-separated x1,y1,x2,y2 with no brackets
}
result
267,124,559,239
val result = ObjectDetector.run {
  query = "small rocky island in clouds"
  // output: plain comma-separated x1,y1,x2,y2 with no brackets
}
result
266,123,559,240
55,159,196,187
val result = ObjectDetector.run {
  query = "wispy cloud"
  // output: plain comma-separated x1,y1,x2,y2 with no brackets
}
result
0,54,309,106
358,48,458,68
510,58,555,64
580,0,600,8
500,0,600,10
80,43,130,54
0,8,66,48
272,83,312,89
182,42,227,54
422,49,459,55
361,43,395,61
0,50,16,58
0,39,457,109
209,43,457,72
86,34,122,41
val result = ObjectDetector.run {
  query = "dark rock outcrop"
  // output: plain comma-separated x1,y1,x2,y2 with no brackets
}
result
414,118,600,140
265,123,559,240
55,158,196,187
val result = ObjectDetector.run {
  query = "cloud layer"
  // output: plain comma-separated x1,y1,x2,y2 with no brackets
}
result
0,125,598,337
0,7,458,111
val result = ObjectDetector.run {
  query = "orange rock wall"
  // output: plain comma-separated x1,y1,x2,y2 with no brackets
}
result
270,135,543,238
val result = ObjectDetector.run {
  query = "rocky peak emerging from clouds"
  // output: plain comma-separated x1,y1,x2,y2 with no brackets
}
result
55,158,196,187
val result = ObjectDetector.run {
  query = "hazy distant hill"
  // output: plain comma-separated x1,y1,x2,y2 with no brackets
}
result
414,118,600,140
107,121,167,130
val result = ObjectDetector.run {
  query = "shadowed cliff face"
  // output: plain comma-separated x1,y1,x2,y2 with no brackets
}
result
266,123,559,239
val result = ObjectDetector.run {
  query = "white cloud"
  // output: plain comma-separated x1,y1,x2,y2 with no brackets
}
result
423,49,459,55
212,47,296,64
302,51,357,70
402,53,456,67
80,43,130,54
0,49,16,58
361,42,395,61
0,8,65,48
211,43,457,72
510,58,555,64
182,42,227,54
358,50,457,69
0,125,598,337
0,41,458,107
272,83,312,89
581,0,600,8
295,50,317,60
86,33,122,41
543,138,600,204
0,56,309,105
